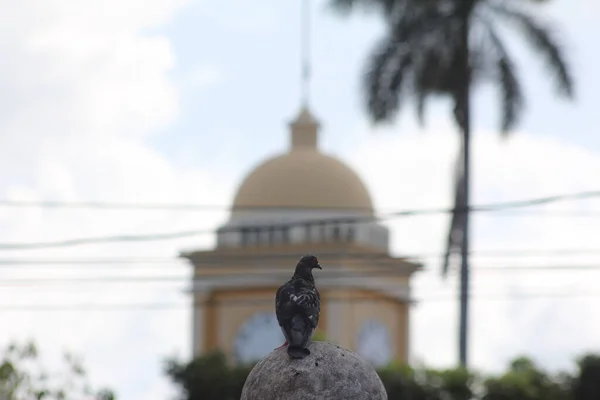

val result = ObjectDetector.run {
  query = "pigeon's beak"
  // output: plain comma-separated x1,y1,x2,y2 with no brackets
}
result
314,263,322,270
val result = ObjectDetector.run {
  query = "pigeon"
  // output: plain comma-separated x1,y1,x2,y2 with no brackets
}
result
274,254,322,359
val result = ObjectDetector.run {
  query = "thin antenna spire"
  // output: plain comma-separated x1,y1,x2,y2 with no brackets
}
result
301,0,311,107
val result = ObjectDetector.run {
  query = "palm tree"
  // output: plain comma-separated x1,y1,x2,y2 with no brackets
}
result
329,0,574,366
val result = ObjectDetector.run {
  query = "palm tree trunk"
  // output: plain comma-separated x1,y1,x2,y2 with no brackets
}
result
458,97,471,368
455,2,474,368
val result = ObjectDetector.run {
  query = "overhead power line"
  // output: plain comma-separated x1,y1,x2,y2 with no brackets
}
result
1,263,600,286
0,269,437,285
0,290,599,311
1,248,600,267
472,190,600,211
0,257,177,265
0,190,599,251
0,201,372,212
0,189,598,211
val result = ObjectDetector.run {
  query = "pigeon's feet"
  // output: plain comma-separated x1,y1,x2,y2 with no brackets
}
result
274,341,288,350
287,346,311,359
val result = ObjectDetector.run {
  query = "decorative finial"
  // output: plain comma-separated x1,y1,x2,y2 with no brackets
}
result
288,0,319,152
301,0,311,107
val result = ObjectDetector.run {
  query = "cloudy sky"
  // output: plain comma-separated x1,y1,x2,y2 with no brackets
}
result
0,0,599,398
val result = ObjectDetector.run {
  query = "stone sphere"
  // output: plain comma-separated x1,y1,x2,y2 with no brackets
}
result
240,341,387,400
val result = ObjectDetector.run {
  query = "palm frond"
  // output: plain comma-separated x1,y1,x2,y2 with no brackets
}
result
363,35,412,122
364,7,453,123
328,0,407,16
328,0,364,14
442,143,466,278
412,46,454,125
489,3,574,98
442,177,466,277
360,1,469,125
485,22,524,134
415,87,428,126
402,8,465,125
412,48,435,126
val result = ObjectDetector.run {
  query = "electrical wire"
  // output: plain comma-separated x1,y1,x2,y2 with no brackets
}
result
0,290,598,311
1,247,600,267
1,263,600,286
0,189,598,211
0,269,423,285
1,190,599,251
0,201,372,211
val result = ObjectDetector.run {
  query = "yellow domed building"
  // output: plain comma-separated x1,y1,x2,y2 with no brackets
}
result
181,105,421,366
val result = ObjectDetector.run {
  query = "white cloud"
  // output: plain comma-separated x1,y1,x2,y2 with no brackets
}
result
0,1,235,399
543,0,600,23
200,2,278,34
0,0,199,146
186,65,224,87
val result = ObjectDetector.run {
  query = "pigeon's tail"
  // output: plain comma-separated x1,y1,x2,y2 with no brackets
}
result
286,314,311,359
287,346,310,359
289,315,308,347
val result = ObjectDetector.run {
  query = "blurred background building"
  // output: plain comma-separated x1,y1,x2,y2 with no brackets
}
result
181,104,421,366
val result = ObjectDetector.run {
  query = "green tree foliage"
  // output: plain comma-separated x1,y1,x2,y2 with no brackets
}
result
572,355,600,400
376,363,475,400
0,340,116,400
164,352,252,400
165,351,600,400
311,331,327,342
482,357,571,400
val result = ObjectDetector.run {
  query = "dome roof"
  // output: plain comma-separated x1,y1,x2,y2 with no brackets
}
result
231,107,374,214
232,151,374,213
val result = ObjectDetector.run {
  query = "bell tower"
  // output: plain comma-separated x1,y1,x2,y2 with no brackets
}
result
180,0,420,366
